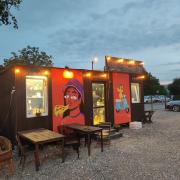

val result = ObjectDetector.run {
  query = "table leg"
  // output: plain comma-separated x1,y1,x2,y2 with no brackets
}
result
61,138,65,163
101,130,103,152
34,144,40,171
88,134,91,156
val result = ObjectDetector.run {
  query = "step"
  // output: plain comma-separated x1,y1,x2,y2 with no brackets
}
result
110,128,117,134
110,131,123,139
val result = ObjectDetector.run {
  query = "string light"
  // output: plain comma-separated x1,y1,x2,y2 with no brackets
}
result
85,72,92,78
136,75,145,80
106,56,111,61
128,60,135,65
63,70,74,78
117,58,124,63
44,70,49,75
101,73,107,78
15,68,20,74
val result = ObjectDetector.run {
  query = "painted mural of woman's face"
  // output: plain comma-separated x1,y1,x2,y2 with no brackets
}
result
64,87,81,110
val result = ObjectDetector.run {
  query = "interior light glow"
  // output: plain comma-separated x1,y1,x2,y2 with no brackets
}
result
26,75,47,80
140,62,144,66
63,70,74,79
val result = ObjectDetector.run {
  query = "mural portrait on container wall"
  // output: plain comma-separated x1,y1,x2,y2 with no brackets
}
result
62,78,85,125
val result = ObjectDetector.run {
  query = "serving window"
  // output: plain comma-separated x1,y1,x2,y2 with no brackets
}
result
26,75,48,118
131,83,140,103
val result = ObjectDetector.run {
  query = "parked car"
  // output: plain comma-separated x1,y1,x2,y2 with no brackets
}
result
164,97,171,102
152,96,162,103
144,95,171,103
156,95,171,102
144,96,162,103
166,100,180,112
144,96,151,103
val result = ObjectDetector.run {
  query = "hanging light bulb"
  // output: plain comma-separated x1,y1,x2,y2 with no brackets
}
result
63,69,74,78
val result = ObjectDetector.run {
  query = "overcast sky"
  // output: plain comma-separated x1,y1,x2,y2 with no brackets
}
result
0,0,180,84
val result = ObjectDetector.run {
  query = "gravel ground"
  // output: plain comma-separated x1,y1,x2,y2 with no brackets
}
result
1,109,180,180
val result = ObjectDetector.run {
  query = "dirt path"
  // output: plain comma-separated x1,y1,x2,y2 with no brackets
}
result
1,110,180,180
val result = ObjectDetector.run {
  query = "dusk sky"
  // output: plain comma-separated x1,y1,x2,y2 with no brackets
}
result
0,0,180,84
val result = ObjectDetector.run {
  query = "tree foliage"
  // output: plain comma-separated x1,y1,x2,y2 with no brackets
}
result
0,0,21,28
3,46,54,67
144,72,167,95
168,78,180,95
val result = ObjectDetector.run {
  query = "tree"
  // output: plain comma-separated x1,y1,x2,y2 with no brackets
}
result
168,78,180,95
3,46,54,67
144,72,167,95
0,0,22,29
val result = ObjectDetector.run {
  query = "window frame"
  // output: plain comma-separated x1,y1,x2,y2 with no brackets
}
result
131,83,140,103
92,82,106,125
26,75,48,118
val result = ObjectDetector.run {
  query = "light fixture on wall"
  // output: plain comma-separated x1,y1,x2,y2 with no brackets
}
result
63,69,74,79
136,75,145,80
14,68,20,74
44,70,49,76
106,56,111,61
139,62,144,66
128,60,135,65
101,73,107,78
85,72,92,78
117,58,124,63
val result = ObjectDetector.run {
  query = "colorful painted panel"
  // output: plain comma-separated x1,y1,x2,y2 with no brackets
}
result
112,72,131,125
51,69,85,132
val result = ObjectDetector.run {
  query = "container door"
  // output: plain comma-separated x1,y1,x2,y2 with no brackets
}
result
92,83,106,125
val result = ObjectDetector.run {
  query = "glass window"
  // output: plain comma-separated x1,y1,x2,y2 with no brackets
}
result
92,83,105,125
131,83,140,103
26,76,48,118
92,83,105,107
93,108,105,125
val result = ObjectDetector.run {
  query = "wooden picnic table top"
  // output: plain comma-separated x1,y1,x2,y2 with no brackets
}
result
64,124,104,156
64,124,102,134
18,128,64,144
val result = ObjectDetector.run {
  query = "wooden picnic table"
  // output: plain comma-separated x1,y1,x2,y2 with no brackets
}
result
64,124,103,156
18,128,65,171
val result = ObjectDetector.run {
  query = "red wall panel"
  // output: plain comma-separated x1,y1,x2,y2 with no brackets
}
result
51,69,85,132
112,72,131,125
